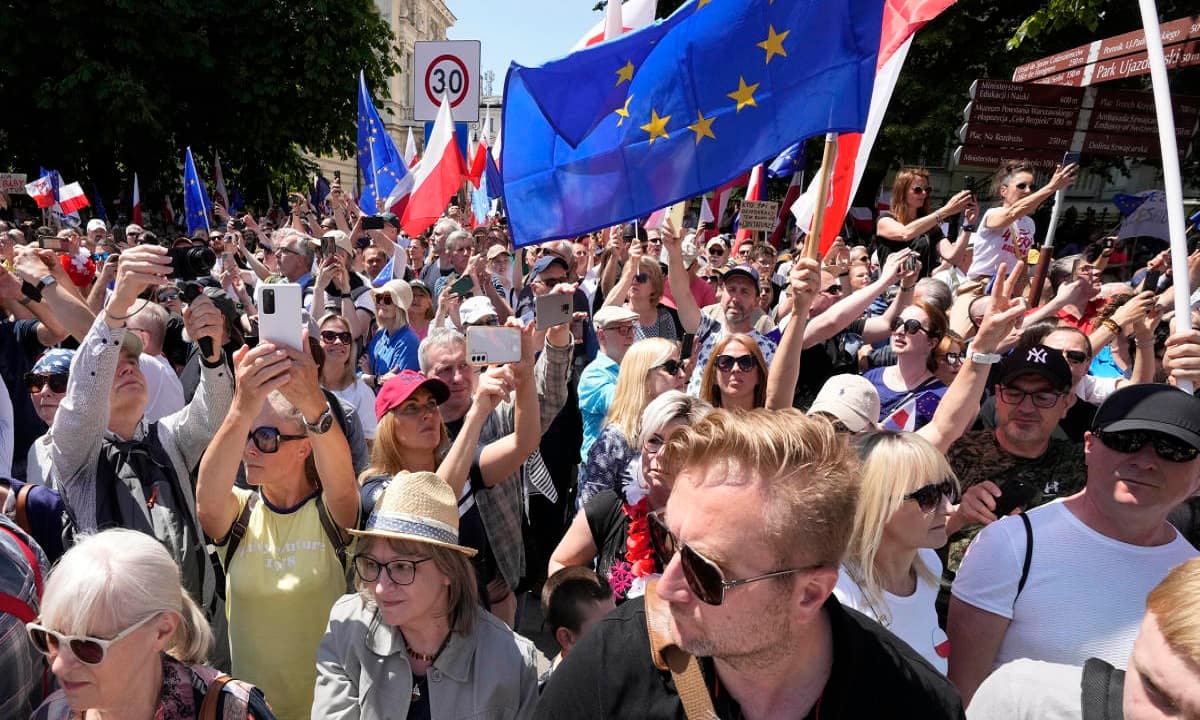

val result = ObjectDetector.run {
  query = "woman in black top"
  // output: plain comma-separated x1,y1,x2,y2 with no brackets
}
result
875,167,975,277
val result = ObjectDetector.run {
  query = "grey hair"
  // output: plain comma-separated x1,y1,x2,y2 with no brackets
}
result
637,391,714,449
914,278,952,314
419,327,467,373
39,529,214,665
274,228,316,265
446,229,474,252
1049,254,1082,292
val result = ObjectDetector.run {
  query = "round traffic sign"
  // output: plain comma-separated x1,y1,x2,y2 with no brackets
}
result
424,54,471,108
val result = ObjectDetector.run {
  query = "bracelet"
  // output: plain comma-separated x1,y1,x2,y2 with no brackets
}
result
105,299,149,321
900,283,916,292
934,209,944,224
1101,318,1121,335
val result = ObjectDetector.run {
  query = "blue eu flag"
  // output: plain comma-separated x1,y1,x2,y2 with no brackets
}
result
501,0,884,247
767,141,805,179
183,147,212,236
357,71,412,215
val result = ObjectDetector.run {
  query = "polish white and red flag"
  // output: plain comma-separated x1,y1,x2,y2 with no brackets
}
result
734,163,765,248
212,151,229,210
58,182,90,215
25,174,56,208
792,0,956,254
398,95,466,237
404,127,419,168
572,0,657,49
132,173,144,225
162,195,175,226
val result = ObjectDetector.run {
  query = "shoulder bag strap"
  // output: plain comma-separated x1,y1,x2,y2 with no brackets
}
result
14,484,33,537
199,674,234,720
0,525,42,597
644,579,718,720
222,492,259,574
1016,512,1033,599
315,492,350,572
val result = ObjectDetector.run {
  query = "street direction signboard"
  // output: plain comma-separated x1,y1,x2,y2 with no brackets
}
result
1013,15,1200,83
958,123,1073,151
969,79,1085,107
414,40,481,123
962,100,1080,131
953,146,1062,169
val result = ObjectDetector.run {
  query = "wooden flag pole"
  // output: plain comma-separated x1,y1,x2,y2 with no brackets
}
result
805,133,838,260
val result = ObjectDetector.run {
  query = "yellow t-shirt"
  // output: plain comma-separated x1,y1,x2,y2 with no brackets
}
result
220,487,348,720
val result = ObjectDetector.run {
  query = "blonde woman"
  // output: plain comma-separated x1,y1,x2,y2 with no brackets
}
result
602,252,678,341
577,338,684,506
834,431,959,673
318,313,378,441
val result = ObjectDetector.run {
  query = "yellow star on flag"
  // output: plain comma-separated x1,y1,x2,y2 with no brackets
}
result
757,25,789,64
687,110,716,144
727,76,759,112
615,60,635,86
615,95,634,126
697,0,712,7
640,109,671,145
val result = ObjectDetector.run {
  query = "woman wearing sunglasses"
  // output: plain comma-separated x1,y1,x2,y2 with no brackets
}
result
29,529,276,720
876,167,974,278
363,279,420,391
318,313,378,443
967,159,1078,280
696,334,769,411
23,348,74,487
578,338,684,506
933,330,966,387
550,391,712,603
600,252,678,342
195,339,358,720
835,431,959,674
864,302,950,431
314,471,538,718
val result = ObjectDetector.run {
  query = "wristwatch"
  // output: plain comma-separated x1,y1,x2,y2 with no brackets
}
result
961,223,977,233
969,351,1003,365
36,274,56,291
302,403,335,435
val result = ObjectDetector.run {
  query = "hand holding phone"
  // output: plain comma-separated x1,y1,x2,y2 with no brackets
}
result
466,326,522,366
254,283,304,350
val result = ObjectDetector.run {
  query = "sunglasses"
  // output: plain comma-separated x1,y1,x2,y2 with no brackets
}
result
709,247,726,256
27,613,159,666
1062,349,1089,365
353,554,433,586
910,186,929,194
156,290,179,302
904,479,959,513
821,284,842,295
320,330,353,345
1012,182,1035,191
247,426,307,453
941,352,963,366
643,432,669,454
654,358,683,376
998,387,1064,409
647,512,815,605
633,272,650,284
714,354,756,372
373,293,394,306
534,275,568,287
1094,430,1199,463
24,372,68,394
890,317,930,336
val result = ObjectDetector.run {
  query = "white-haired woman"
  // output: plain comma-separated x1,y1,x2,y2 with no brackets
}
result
364,279,421,389
549,391,712,602
313,471,539,718
29,529,276,720
834,431,959,673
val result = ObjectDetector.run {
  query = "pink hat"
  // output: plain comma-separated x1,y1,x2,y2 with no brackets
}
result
375,370,450,421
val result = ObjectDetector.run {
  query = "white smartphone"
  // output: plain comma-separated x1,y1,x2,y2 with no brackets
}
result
466,326,522,366
255,283,304,350
534,292,572,330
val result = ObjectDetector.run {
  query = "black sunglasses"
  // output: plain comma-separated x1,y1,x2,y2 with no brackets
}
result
247,426,307,453
373,293,394,306
1094,430,1199,464
320,330,353,345
24,372,68,394
904,479,959,513
1062,349,1089,365
910,186,929,194
1013,182,1035,191
654,358,683,376
890,317,930,336
647,512,815,605
634,272,650,283
709,247,726,256
714,354,756,372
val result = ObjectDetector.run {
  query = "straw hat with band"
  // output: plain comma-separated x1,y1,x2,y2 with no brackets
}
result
349,471,477,556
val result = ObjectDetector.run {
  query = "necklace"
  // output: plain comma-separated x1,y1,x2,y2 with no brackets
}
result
405,632,452,664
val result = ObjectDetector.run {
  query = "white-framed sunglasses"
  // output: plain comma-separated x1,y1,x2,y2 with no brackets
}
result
27,612,160,665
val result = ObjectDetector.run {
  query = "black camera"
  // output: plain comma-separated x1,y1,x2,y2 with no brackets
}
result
167,246,216,280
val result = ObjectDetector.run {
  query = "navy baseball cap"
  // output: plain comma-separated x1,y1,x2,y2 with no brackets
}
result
531,255,569,276
722,264,760,287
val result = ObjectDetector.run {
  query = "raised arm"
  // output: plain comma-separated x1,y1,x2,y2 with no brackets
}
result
765,258,818,410
877,190,973,243
479,321,542,486
803,248,913,346
436,365,514,496
661,219,700,333
984,163,1078,229
601,242,641,309
166,291,235,471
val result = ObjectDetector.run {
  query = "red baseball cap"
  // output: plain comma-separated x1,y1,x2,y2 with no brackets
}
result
375,370,450,421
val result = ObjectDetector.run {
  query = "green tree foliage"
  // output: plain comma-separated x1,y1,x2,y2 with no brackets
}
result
0,0,398,213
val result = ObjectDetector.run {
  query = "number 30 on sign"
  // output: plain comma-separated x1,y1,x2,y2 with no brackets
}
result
414,40,481,123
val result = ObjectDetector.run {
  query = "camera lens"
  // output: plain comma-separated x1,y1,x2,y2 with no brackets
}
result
166,246,216,280
262,289,276,314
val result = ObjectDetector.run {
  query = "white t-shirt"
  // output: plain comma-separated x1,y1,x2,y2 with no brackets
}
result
967,659,1085,720
952,499,1198,669
140,354,186,424
834,548,950,674
1076,374,1119,406
328,378,378,440
966,208,1035,279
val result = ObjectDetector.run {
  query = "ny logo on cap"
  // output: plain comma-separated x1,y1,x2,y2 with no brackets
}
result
1027,348,1048,364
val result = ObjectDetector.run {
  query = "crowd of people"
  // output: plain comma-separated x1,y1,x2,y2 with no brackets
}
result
0,157,1199,720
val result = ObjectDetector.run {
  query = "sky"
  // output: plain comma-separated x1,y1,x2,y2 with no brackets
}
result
446,0,606,95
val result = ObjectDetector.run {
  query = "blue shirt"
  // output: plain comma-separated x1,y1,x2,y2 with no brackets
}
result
864,368,947,431
578,353,620,462
366,325,421,375
1088,345,1128,379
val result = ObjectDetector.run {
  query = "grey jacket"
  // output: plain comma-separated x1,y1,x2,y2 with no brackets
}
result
313,594,539,720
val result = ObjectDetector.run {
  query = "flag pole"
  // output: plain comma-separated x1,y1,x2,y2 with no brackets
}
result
804,133,838,260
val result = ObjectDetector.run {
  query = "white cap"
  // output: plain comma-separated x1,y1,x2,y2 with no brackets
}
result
459,296,498,325
86,219,107,233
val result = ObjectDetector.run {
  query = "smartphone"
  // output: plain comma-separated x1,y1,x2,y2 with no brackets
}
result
318,234,335,257
534,292,572,330
1142,269,1161,293
449,274,475,297
361,215,386,231
680,333,695,361
466,326,522,366
903,255,918,272
1062,151,1081,167
963,175,975,193
333,170,341,182
992,476,1038,519
254,283,304,350
38,237,64,252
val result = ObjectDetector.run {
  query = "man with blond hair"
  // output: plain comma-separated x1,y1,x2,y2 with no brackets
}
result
537,409,964,719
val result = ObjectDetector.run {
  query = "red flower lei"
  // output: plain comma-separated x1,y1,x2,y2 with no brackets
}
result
623,497,658,578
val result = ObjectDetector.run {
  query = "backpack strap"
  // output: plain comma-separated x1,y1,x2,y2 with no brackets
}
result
1080,657,1124,720
644,579,717,719
315,493,350,572
1016,512,1033,599
221,492,259,574
0,525,42,597
199,674,234,720
14,484,33,537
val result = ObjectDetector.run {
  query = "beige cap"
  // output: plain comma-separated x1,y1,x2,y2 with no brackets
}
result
486,244,512,261
593,305,639,330
807,374,880,432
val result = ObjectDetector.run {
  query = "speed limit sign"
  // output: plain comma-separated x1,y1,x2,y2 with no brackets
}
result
413,40,480,123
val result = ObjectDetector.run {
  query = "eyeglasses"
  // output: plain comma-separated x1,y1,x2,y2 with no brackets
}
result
654,359,683,376
714,354,756,373
941,352,963,367
27,613,159,666
1061,349,1089,365
647,512,816,606
904,479,959,513
633,272,650,284
643,432,669,454
156,290,179,302
997,387,1065,409
533,275,568,288
393,398,440,418
821,284,842,295
603,323,635,337
320,330,353,345
890,317,931,336
353,554,434,586
1012,182,1035,191
1094,430,1199,463
24,372,68,394
274,247,301,259
373,293,394,306
247,426,307,453
910,186,929,194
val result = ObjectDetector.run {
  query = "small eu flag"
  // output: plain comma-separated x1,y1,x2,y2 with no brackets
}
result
183,147,212,236
500,0,884,247
357,71,412,215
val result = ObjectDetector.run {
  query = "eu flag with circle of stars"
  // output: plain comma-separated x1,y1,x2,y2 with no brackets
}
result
357,71,412,216
500,0,885,247
183,147,212,236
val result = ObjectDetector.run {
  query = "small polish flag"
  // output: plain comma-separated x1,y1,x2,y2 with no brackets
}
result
572,0,657,49
213,151,229,210
734,164,765,246
400,95,467,237
404,127,418,168
132,173,144,225
162,196,175,226
467,135,490,189
57,182,90,215
25,174,56,208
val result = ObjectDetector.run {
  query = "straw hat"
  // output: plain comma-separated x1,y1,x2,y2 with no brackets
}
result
349,471,477,556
